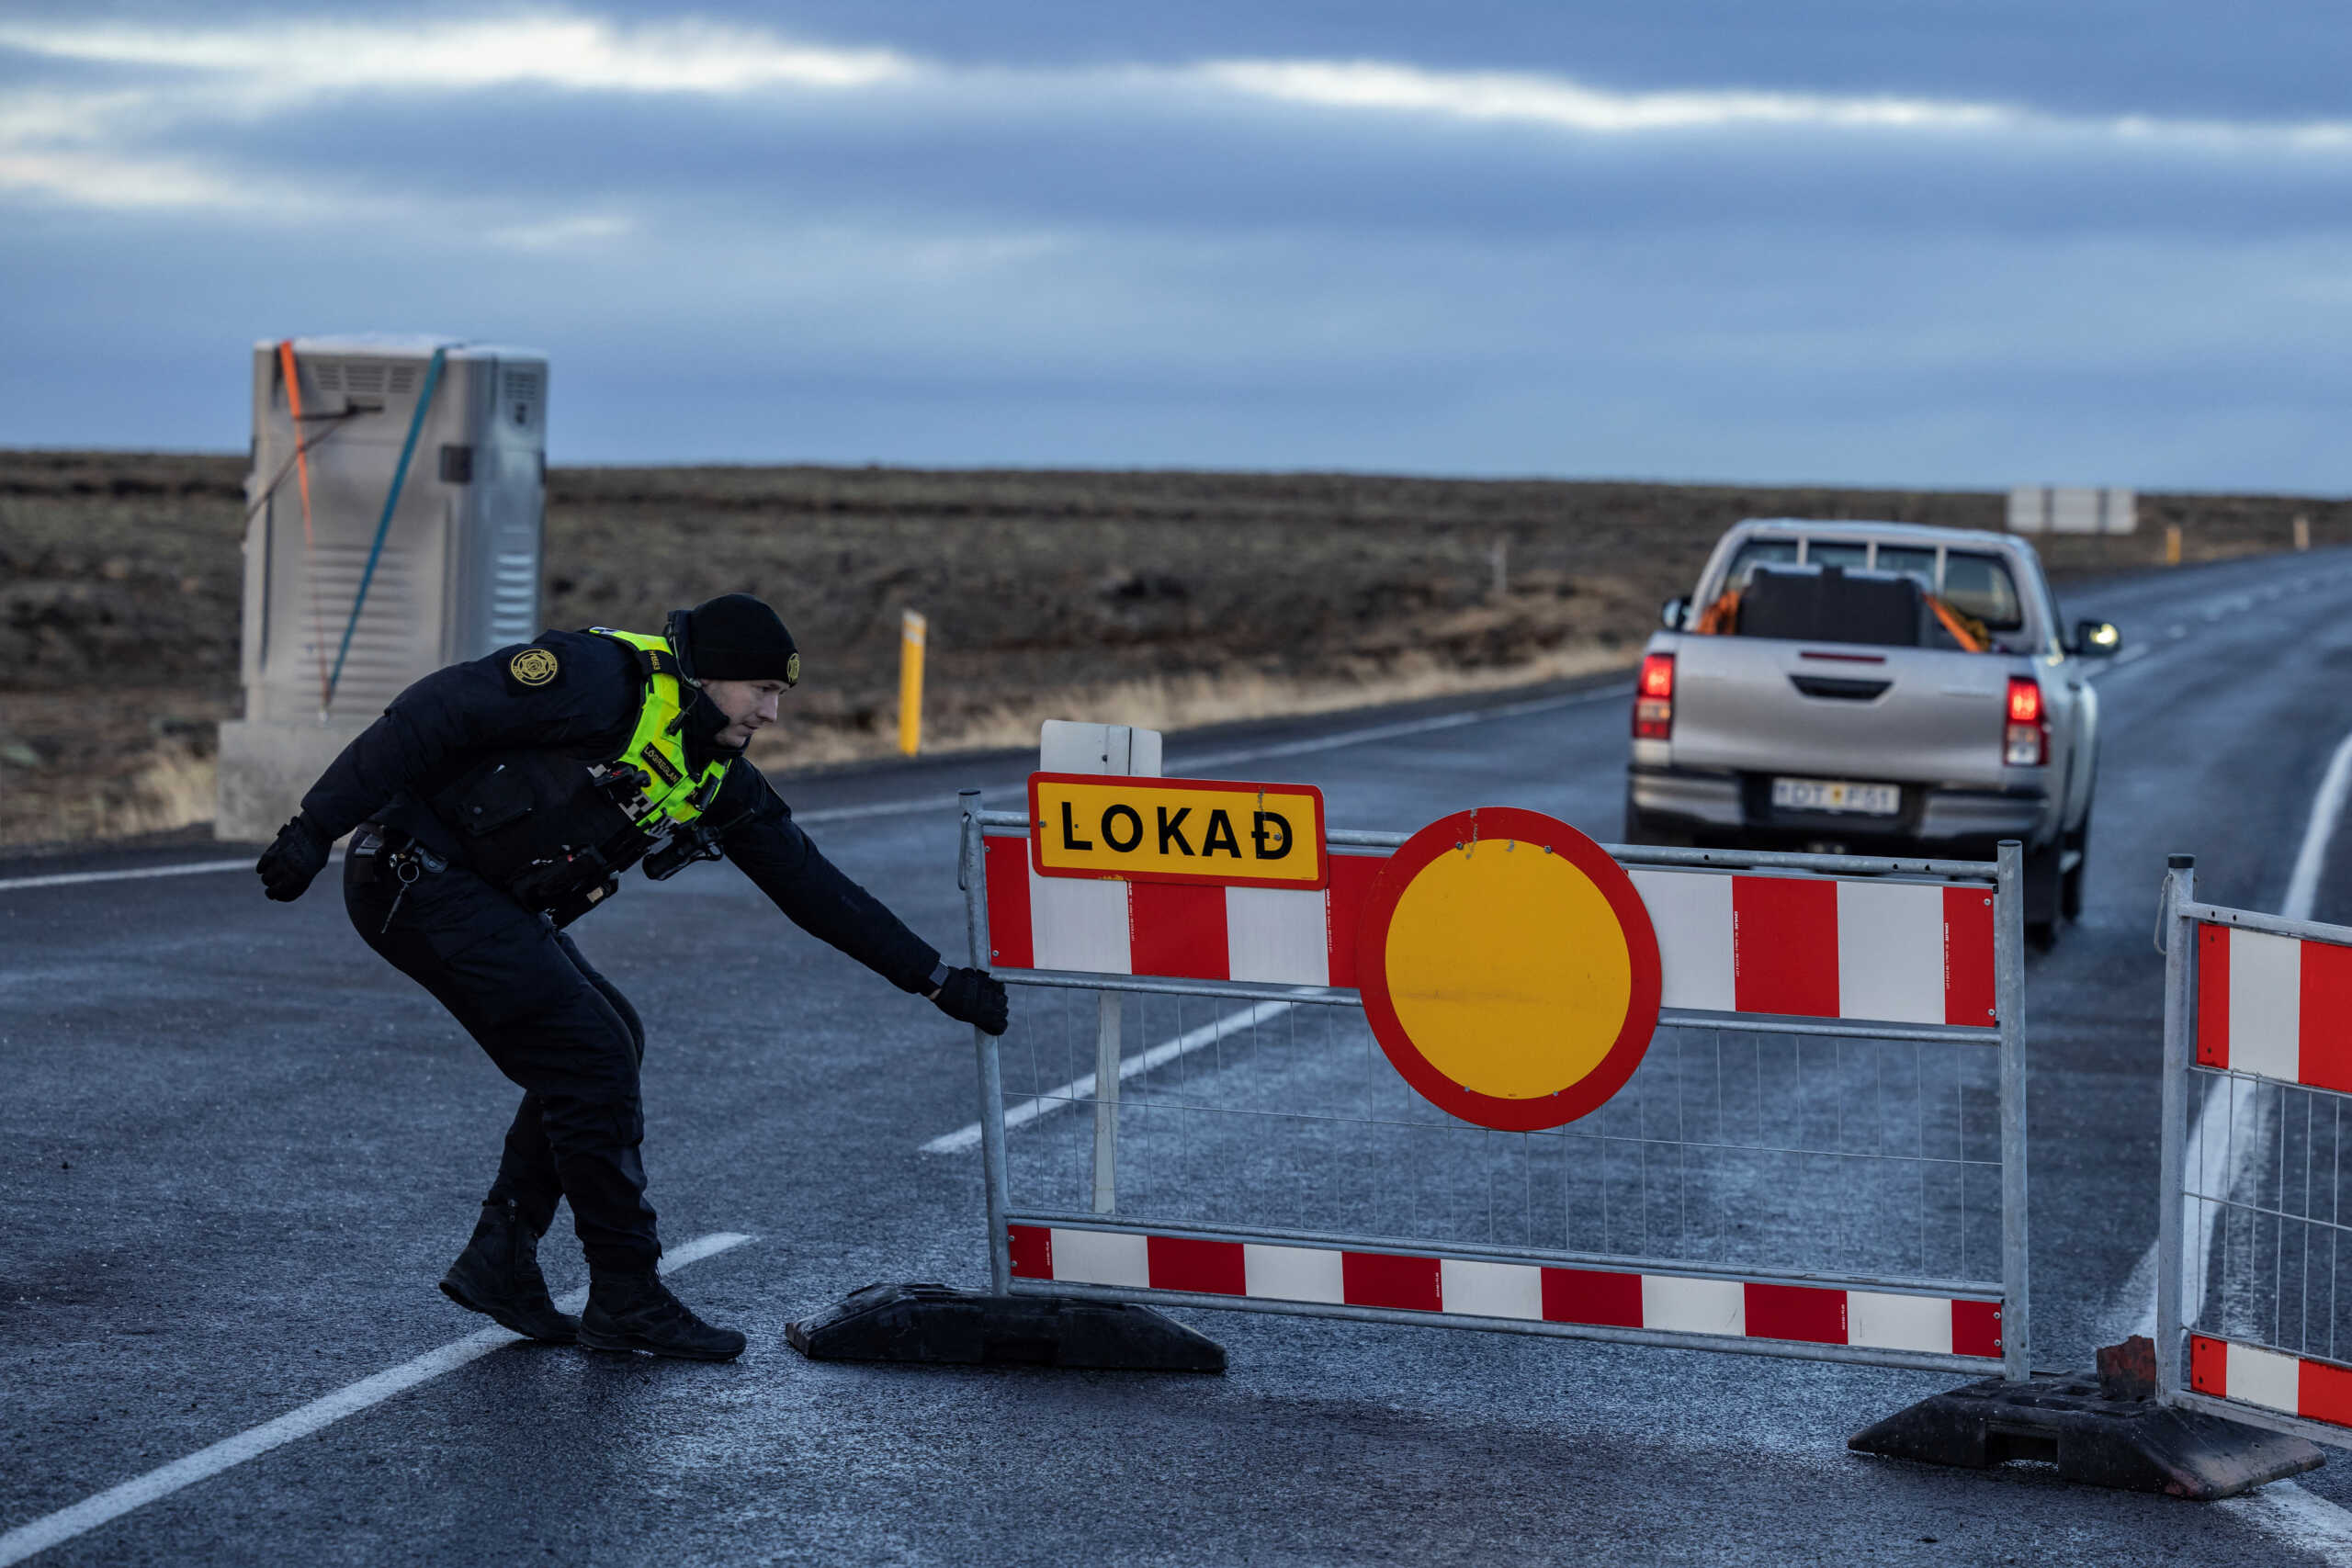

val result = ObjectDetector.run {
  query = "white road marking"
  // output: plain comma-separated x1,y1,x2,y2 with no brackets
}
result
794,798,963,825
1174,685,1629,773
2281,728,2352,924
0,1231,752,1567
922,998,1298,1155
2086,645,2154,682
0,851,356,895
2221,1482,2352,1563
0,859,254,893
809,683,1630,830
2109,1075,2267,1348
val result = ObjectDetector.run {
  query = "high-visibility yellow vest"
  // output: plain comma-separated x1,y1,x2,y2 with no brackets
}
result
589,627,734,829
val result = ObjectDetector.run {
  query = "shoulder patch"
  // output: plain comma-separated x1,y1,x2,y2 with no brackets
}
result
506,647,561,692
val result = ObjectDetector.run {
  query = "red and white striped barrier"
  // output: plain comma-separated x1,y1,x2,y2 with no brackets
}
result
2191,1335,2352,1433
986,837,1384,987
984,836,1997,1028
1010,1224,2002,1359
2157,874,2352,1455
1627,867,1995,1028
2195,923,2352,1091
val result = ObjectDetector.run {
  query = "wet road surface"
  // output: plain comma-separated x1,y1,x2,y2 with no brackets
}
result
10,547,2352,1564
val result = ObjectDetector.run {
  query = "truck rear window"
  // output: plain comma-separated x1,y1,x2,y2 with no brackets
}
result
1717,539,2028,637
1725,539,1799,582
1942,554,2024,631
1876,547,1936,584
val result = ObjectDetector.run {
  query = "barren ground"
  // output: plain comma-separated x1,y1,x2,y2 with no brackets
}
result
2,448,2339,849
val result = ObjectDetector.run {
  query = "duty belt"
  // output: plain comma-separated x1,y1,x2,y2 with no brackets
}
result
356,823,445,934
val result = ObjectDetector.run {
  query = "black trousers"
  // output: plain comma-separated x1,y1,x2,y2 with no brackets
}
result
344,829,661,1271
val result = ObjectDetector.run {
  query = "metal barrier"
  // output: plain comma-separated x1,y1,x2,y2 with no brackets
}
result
2158,855,2352,1445
954,791,2030,1381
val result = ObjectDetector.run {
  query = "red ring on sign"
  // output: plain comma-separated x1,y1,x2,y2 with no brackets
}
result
1356,807,1662,1132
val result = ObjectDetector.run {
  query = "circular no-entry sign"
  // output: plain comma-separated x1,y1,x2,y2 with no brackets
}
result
1357,807,1662,1132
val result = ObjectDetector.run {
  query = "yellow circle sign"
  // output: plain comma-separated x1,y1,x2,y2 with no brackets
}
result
1382,840,1636,1100
1359,807,1661,1131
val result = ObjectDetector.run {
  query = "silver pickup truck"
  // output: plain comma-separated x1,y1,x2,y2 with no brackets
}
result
1623,519,2120,943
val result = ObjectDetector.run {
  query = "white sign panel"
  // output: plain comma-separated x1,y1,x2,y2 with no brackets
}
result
2007,486,2136,536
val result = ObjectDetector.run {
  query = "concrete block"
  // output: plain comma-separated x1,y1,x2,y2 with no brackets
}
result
215,718,370,841
787,1281,1225,1371
1851,1371,2322,1499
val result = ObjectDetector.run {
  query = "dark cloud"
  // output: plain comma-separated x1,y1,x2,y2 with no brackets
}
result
25,0,2351,118
2,6,2347,489
164,82,2352,248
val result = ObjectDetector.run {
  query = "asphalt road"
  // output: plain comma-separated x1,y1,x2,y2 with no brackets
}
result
11,547,2352,1565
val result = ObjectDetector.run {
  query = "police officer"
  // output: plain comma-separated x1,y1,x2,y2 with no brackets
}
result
253,593,1008,1361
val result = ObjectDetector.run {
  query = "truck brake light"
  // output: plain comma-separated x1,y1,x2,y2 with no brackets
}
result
1635,654,1675,739
2004,676,2047,766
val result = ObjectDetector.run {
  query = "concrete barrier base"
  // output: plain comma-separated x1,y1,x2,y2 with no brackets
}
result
786,1282,1225,1372
215,719,370,842
1851,1371,2323,1499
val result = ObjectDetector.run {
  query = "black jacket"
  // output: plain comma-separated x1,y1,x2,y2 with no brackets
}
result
300,628,941,993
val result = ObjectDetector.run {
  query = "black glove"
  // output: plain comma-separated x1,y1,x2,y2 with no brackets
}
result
933,966,1009,1035
256,816,331,902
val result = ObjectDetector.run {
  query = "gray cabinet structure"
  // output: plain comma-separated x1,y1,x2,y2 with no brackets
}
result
217,335,548,840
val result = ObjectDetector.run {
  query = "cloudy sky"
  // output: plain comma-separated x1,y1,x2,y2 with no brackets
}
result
4,2,2346,488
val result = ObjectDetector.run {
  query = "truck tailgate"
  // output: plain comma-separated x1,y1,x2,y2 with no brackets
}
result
1670,637,2014,787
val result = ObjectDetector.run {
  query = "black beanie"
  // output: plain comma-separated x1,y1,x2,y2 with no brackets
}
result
685,593,800,685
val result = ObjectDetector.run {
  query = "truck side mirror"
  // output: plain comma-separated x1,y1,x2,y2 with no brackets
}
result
2073,619,2121,657
1661,596,1690,631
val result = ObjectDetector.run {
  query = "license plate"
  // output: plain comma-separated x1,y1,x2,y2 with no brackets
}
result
1771,777,1900,817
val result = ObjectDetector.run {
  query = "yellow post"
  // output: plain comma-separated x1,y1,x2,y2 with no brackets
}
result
2296,513,2312,552
898,609,926,756
2165,525,2182,566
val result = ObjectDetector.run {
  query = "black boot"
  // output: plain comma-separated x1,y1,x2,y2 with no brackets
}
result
579,1269,746,1360
438,1201,579,1344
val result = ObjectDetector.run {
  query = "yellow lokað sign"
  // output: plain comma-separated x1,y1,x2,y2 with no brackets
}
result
1028,773,1328,889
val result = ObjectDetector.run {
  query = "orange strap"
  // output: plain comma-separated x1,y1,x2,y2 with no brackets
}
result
1927,595,1988,653
1691,588,1741,635
277,342,334,710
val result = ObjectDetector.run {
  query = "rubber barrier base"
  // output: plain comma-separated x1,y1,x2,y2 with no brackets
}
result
786,1282,1227,1372
1850,1373,2323,1499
